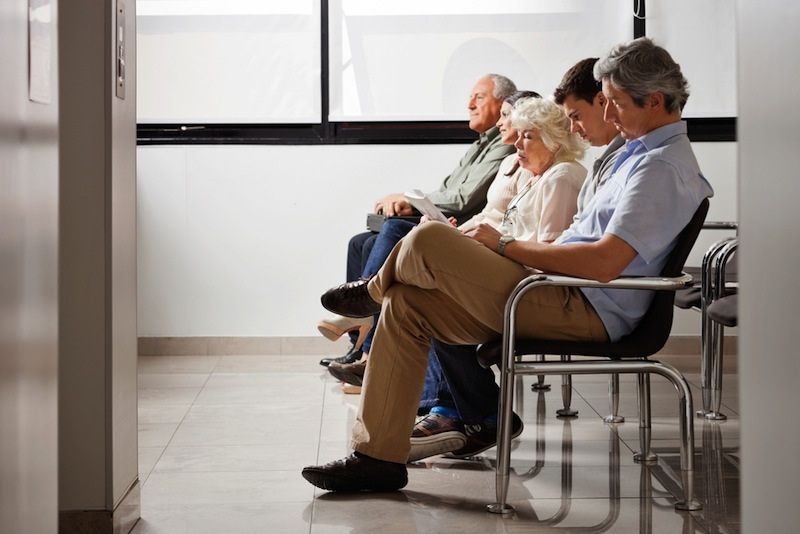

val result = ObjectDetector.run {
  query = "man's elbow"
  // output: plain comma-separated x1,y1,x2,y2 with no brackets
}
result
592,261,627,283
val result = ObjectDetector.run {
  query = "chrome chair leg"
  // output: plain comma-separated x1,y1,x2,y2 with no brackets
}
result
531,355,550,391
487,321,517,515
486,360,702,513
668,367,703,511
556,355,578,417
704,322,727,420
697,306,714,417
634,373,658,464
696,238,735,417
603,373,625,423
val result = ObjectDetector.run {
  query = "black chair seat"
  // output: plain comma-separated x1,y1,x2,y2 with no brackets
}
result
675,287,701,309
707,294,738,327
477,290,680,367
674,267,701,309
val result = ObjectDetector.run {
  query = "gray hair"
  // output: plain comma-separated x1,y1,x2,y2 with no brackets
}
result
511,97,585,161
594,37,689,113
487,74,517,101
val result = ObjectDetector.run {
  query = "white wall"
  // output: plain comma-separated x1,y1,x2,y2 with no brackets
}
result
137,141,736,337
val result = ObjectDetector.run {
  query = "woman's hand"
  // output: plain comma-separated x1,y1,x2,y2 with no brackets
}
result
420,215,457,227
463,223,502,253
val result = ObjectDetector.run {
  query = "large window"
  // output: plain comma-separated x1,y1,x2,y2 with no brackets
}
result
136,0,736,142
646,0,736,118
137,0,321,123
328,0,630,121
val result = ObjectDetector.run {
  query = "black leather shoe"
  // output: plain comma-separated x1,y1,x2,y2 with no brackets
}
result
301,452,407,492
328,360,366,386
320,279,381,318
319,344,363,367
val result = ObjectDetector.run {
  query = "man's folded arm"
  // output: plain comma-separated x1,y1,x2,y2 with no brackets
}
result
503,233,638,283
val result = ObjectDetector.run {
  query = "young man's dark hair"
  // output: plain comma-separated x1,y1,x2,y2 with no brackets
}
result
553,57,600,105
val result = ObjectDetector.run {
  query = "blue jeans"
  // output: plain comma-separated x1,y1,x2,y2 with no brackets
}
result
345,231,377,346
418,348,453,414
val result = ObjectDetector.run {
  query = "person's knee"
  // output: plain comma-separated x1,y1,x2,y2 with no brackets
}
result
382,285,424,326
402,221,452,252
381,219,417,240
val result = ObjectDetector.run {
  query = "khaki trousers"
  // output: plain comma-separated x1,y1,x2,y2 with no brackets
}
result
352,222,608,463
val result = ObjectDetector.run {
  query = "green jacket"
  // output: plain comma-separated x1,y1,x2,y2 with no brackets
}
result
426,126,514,221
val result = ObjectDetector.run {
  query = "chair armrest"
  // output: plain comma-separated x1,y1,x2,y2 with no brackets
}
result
497,272,693,372
503,272,692,333
703,221,738,231
512,272,694,294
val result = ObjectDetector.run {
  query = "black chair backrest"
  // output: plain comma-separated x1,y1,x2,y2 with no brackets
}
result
607,197,709,357
661,198,710,278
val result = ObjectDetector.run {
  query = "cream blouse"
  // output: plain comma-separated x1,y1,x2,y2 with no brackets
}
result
502,160,587,243
458,154,531,232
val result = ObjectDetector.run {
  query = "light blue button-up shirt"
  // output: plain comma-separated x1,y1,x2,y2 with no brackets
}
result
555,121,714,342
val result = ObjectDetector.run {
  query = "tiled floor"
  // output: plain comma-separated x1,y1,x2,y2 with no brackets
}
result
133,354,740,533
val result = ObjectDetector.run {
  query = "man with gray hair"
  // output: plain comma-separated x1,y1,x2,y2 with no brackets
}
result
302,38,713,493
320,73,517,367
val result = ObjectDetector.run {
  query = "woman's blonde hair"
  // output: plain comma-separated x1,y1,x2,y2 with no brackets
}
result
511,97,586,161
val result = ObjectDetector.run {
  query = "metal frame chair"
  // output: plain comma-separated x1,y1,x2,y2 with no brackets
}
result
702,239,738,420
554,220,738,425
675,232,738,420
478,199,709,515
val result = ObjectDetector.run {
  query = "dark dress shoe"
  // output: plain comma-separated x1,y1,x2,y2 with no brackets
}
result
301,452,407,492
319,344,363,367
327,359,366,386
320,279,381,318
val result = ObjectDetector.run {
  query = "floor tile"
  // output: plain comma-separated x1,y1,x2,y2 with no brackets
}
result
138,422,180,448
138,356,221,374
139,447,165,483
141,471,314,506
132,503,312,534
138,373,210,388
138,387,202,405
214,354,325,373
156,444,319,472
171,404,322,447
137,352,740,533
138,403,192,425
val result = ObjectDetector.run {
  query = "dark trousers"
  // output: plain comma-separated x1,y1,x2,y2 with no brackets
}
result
430,339,499,423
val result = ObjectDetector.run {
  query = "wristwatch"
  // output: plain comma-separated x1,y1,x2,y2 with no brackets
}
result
498,235,515,256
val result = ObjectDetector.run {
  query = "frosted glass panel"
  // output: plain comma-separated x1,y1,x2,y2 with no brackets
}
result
646,0,736,117
329,0,632,121
137,0,321,123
